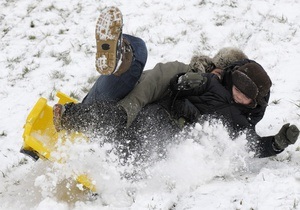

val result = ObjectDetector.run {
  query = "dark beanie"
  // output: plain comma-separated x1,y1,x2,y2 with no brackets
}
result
232,62,272,107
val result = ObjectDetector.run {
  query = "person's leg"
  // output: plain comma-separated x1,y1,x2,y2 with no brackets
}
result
56,101,127,134
95,7,123,75
82,34,148,104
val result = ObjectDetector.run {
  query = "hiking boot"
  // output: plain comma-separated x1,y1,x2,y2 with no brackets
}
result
113,38,133,76
95,6,123,75
53,104,65,132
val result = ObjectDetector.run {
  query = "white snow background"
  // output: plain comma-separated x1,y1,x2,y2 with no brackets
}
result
1,0,300,209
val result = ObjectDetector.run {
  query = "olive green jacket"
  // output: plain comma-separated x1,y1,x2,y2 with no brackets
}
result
118,61,191,126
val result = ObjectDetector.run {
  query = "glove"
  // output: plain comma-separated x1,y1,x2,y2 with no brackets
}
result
274,123,299,150
172,99,200,123
177,72,207,90
190,55,216,73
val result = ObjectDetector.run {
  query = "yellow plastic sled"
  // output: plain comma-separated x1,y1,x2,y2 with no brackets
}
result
20,91,96,192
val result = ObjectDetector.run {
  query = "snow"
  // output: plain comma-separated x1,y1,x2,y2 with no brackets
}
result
1,0,300,209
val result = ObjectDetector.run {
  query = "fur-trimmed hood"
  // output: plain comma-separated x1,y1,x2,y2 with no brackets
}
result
190,47,248,72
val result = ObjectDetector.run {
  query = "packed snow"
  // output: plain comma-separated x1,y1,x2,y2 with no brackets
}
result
1,0,300,209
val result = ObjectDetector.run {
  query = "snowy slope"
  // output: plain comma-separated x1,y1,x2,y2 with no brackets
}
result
1,0,300,209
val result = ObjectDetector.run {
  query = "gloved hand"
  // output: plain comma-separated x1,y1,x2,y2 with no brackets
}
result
172,99,200,123
190,55,216,73
274,123,299,150
177,72,207,90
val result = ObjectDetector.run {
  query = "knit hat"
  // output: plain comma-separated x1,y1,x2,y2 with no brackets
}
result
232,62,272,107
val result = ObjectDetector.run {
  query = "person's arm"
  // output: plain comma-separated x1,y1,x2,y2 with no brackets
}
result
169,73,212,123
246,130,282,158
118,61,190,127
169,72,212,98
171,99,201,123
246,124,299,158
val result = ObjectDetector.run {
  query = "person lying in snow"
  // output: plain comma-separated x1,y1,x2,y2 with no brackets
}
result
53,6,299,163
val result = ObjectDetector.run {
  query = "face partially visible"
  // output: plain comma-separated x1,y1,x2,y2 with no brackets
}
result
232,85,253,105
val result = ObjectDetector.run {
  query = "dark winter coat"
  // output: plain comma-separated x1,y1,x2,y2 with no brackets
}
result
164,60,281,158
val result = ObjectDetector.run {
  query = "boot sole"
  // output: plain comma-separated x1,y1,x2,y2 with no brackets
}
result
95,7,123,75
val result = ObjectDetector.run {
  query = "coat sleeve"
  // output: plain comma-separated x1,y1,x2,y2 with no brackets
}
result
246,129,283,158
168,74,214,122
171,73,213,98
171,99,201,123
119,61,190,127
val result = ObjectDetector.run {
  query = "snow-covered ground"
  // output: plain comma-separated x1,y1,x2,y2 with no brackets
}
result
1,0,300,209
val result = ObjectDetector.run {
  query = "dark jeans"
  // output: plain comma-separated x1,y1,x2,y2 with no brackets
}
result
82,34,148,104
